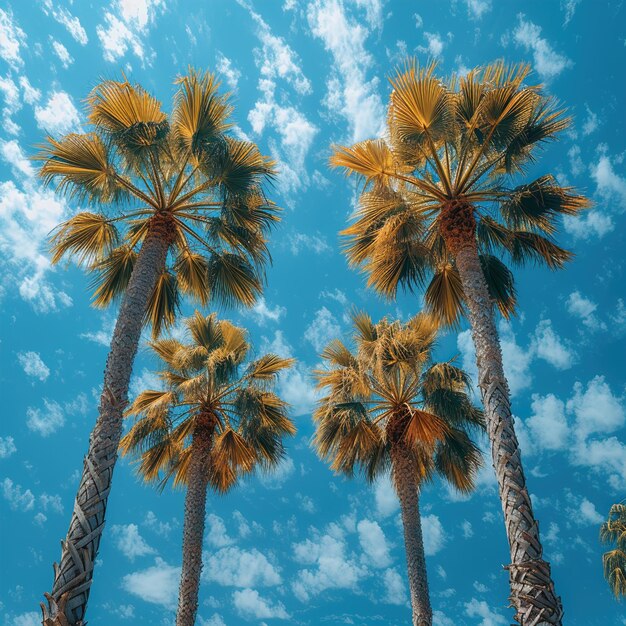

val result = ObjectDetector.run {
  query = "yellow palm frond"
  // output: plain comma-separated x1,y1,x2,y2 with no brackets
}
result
90,245,136,307
330,139,396,187
50,212,119,266
208,252,261,307
172,68,232,157
37,133,120,202
424,263,465,328
213,428,256,473
145,271,179,338
174,248,210,305
88,79,168,150
246,354,294,381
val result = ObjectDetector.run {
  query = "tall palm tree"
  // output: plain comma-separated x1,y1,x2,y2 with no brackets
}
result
600,502,626,599
314,312,483,626
37,70,279,626
120,311,296,626
329,60,590,625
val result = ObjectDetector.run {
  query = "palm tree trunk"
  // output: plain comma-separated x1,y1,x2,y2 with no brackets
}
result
175,424,212,626
392,446,432,626
41,226,170,626
454,240,563,626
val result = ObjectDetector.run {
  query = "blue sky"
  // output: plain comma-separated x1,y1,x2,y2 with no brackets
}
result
1,1,625,625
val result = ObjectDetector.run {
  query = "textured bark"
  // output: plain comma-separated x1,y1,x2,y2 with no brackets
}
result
454,239,563,626
391,445,432,626
176,417,214,626
41,226,171,626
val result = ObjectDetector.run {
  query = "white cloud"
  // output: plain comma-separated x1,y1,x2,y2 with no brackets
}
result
561,0,582,25
40,493,63,514
17,351,50,381
418,32,445,57
232,588,290,620
566,291,605,330
357,519,392,568
464,598,508,625
0,436,17,458
578,498,604,525
216,53,241,90
51,40,73,68
1,139,35,178
2,478,35,511
206,513,235,548
260,331,319,416
591,153,626,211
292,529,366,602
200,614,227,626
461,520,474,539
307,0,386,142
121,557,180,608
582,104,599,136
382,567,407,605
304,307,341,352
26,399,65,436
130,367,164,397
465,0,492,20
240,0,317,200
374,475,399,518
41,0,88,44
97,0,166,64
563,209,614,240
34,91,80,135
422,514,445,556
568,375,624,440
0,9,26,69
526,393,569,452
143,510,174,537
80,315,116,347
204,547,281,588
257,456,295,489
12,612,41,626
247,297,286,326
111,524,156,561
288,232,331,255
512,14,571,80
532,319,575,369
433,611,455,626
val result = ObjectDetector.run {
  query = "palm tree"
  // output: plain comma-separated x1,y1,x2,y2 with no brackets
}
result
329,60,590,625
37,70,279,626
314,312,483,626
120,311,295,626
600,502,626,599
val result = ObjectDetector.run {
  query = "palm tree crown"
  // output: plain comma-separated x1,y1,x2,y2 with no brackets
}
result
601,503,626,599
314,311,483,491
39,69,278,335
331,60,589,326
121,311,296,490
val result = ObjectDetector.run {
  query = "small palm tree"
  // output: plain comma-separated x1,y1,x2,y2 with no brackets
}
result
37,70,278,626
330,60,590,624
120,311,296,626
314,312,483,626
600,502,626,599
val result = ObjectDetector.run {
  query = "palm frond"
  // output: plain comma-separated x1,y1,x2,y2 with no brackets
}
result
145,271,180,338
50,212,119,266
424,263,465,328
207,252,261,307
37,133,121,202
330,139,396,187
174,248,210,305
479,254,517,319
172,68,232,159
90,245,136,307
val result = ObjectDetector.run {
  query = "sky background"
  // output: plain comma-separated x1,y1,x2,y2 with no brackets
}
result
1,1,625,625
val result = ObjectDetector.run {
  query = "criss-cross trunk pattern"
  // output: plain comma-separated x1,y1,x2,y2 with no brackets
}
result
41,224,171,626
452,222,563,624
175,415,215,626
391,444,432,626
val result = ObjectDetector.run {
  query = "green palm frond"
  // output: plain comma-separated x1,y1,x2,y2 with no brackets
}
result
479,254,517,318
208,252,261,307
